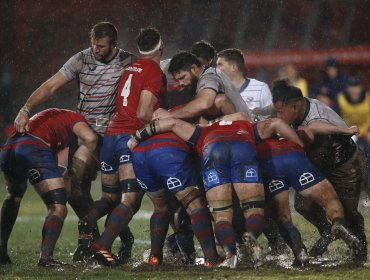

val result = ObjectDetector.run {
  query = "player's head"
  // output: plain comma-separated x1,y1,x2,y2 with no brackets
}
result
136,27,163,58
169,52,203,89
272,79,304,125
216,48,245,79
191,40,216,66
90,22,118,62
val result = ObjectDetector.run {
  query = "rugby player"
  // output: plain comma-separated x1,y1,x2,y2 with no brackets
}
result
88,27,165,265
131,131,220,267
259,122,361,266
216,48,273,118
216,48,287,256
0,109,97,266
12,22,137,261
152,52,254,121
128,114,304,267
272,79,368,261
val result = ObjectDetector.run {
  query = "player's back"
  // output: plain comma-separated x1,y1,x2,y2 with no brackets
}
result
106,58,165,135
134,132,189,153
257,138,304,160
25,108,85,152
195,120,256,154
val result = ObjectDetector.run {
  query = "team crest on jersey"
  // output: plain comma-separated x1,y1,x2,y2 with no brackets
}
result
268,180,285,193
101,161,113,172
204,169,220,187
167,177,182,190
28,169,40,182
244,166,259,182
299,172,315,186
119,155,130,163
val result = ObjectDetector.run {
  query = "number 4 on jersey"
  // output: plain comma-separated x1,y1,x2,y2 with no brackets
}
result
121,74,133,107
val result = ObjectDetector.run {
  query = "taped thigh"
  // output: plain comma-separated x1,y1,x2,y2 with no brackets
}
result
208,200,233,213
175,186,204,209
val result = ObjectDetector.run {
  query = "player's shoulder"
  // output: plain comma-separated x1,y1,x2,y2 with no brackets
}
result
247,78,268,88
117,49,137,63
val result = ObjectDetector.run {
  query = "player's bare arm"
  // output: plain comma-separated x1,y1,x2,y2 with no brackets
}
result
257,118,304,147
72,122,98,155
137,90,159,123
153,88,217,120
14,72,68,133
301,121,359,138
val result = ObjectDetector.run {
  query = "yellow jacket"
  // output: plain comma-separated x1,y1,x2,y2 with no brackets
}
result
337,91,370,137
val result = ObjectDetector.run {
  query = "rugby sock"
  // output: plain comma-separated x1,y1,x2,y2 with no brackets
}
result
214,221,237,256
0,196,20,249
190,207,219,261
278,221,305,253
41,215,64,259
245,213,265,238
88,199,115,233
98,203,133,249
150,211,170,258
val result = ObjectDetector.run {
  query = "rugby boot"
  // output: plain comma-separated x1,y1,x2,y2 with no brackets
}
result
331,222,361,252
147,254,163,266
72,218,95,262
243,232,263,267
309,233,336,257
0,246,11,264
37,258,67,267
217,254,238,268
91,242,118,267
292,247,309,267
117,227,134,264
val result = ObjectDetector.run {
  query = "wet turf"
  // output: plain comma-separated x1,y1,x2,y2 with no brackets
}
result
0,174,369,279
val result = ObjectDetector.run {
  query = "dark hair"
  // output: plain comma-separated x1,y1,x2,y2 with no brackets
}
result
190,40,216,62
168,52,202,75
90,22,117,43
136,27,161,52
217,48,245,72
272,79,303,104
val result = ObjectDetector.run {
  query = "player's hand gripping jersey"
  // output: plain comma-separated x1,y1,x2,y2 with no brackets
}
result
106,58,165,135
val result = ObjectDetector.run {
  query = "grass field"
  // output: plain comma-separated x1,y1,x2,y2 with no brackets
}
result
0,174,369,279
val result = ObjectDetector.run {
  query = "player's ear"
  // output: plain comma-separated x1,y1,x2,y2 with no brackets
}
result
111,40,117,48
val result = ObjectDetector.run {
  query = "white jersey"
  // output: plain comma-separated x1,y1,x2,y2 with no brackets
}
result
197,67,251,114
239,78,272,110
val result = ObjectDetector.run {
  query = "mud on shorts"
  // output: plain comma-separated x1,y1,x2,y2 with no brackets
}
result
324,146,368,200
201,140,261,191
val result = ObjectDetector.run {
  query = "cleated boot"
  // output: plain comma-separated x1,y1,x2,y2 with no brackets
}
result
91,242,118,267
117,227,134,264
37,258,67,267
308,233,336,257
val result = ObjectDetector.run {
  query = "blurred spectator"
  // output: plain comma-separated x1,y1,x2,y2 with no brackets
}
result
315,57,347,112
337,76,370,191
278,64,308,97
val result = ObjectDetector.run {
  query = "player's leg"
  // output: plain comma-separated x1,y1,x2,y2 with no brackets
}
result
68,144,100,261
0,175,27,264
230,141,264,265
328,148,368,262
268,190,308,266
175,186,220,265
88,135,123,237
207,184,236,261
146,189,171,265
34,178,68,266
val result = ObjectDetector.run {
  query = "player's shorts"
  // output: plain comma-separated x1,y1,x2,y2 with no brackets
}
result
132,146,198,194
201,140,261,191
0,135,62,185
260,151,325,200
322,146,367,200
100,133,132,174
